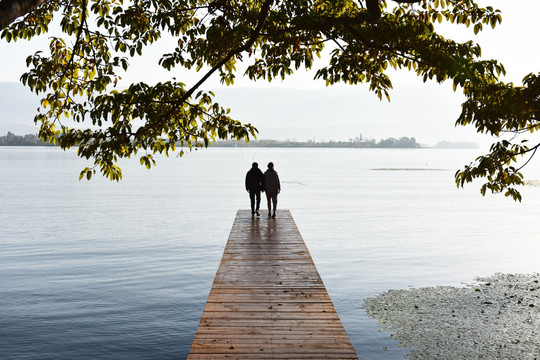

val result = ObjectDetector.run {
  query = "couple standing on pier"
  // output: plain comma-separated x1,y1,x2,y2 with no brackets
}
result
245,162,281,219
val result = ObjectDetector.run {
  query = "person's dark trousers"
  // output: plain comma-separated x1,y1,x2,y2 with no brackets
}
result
249,190,261,213
266,192,278,216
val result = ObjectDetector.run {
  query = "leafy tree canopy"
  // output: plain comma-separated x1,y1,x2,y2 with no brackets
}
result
1,0,538,200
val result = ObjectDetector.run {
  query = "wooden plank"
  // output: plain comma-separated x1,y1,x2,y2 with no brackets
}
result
187,355,358,360
201,303,337,312
198,312,342,321
188,210,358,359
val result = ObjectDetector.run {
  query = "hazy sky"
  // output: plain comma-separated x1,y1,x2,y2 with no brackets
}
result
0,1,538,145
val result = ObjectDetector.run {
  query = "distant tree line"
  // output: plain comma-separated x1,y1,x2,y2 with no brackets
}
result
213,136,421,148
0,132,54,146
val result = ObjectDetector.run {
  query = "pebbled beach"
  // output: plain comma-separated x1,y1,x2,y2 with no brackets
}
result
365,273,540,359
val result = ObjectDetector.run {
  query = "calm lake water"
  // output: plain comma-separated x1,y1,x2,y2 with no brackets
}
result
2,146,540,359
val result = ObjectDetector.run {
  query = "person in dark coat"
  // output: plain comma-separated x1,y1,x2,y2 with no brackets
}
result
263,162,281,218
245,162,265,218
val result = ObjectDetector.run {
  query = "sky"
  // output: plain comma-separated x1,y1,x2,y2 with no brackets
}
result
0,1,539,146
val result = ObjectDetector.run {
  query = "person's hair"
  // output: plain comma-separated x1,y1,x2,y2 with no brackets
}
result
252,162,258,168
267,162,274,169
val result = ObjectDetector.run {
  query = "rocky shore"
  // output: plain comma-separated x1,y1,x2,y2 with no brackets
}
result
364,273,540,359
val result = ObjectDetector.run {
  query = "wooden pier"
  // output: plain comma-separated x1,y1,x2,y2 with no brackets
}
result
188,210,358,359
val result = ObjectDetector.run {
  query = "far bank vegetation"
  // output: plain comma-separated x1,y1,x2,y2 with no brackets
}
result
214,136,421,148
0,132,53,146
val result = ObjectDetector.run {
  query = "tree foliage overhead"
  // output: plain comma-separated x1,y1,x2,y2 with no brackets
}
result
1,0,538,200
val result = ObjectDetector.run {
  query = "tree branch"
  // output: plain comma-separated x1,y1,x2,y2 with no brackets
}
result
178,0,274,105
136,0,274,138
516,145,539,173
367,0,423,24
0,0,46,29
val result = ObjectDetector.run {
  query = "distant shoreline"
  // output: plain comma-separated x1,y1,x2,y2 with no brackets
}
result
212,138,478,149
0,132,478,149
212,138,421,149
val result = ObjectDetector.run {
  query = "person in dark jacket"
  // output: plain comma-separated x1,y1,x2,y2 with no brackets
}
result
245,162,265,218
263,162,281,218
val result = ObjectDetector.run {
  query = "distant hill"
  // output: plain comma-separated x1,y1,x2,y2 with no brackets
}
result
433,141,479,149
0,81,480,147
210,85,466,143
